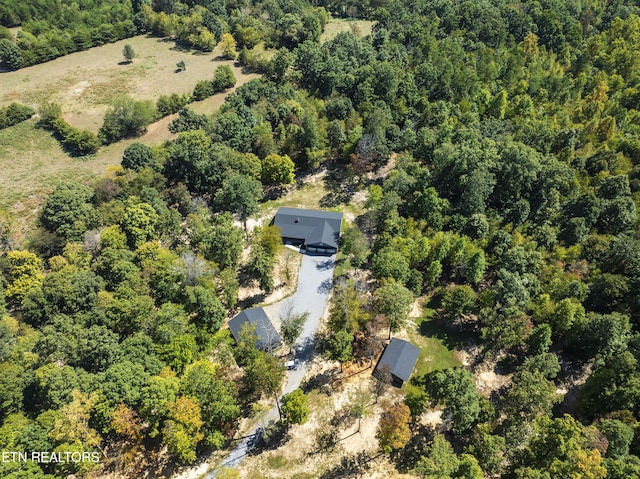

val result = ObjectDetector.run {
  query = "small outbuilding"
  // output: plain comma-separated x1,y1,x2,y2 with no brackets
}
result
228,307,281,351
272,207,343,255
374,338,420,387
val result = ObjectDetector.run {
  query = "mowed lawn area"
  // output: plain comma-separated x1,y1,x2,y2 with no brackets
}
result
408,308,463,379
0,35,258,240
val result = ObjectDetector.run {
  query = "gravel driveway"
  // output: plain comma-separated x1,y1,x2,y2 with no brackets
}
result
208,252,336,476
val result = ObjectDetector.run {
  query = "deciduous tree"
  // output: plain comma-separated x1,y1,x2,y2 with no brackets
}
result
348,386,372,433
262,153,295,186
280,301,308,354
415,434,460,478
40,182,96,241
122,43,136,63
375,278,414,338
120,198,159,249
328,329,354,368
244,350,285,417
377,402,412,454
219,33,237,59
162,396,204,463
182,360,240,448
99,96,156,144
122,143,154,171
214,174,263,230
5,250,43,308
423,367,482,433
281,389,309,426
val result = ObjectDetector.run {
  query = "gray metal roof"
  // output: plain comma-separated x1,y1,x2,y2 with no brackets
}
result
228,307,281,351
273,208,343,249
375,338,420,383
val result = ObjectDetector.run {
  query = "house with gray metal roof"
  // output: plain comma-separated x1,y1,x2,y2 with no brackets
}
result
374,338,420,387
228,307,281,351
272,207,343,255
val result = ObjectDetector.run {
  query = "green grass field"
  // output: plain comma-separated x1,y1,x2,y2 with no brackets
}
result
321,19,375,43
408,308,462,378
0,35,259,241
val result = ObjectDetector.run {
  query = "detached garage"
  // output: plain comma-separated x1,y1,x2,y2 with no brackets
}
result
272,207,343,255
228,307,281,351
374,338,420,387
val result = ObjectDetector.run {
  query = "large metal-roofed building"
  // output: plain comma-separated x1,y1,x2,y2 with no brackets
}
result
228,307,281,351
374,338,420,387
272,207,343,255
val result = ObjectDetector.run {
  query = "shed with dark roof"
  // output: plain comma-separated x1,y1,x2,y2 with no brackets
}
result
228,307,281,351
374,338,420,387
272,207,343,255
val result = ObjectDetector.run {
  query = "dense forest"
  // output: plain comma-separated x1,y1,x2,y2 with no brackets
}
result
0,0,327,69
3,0,640,477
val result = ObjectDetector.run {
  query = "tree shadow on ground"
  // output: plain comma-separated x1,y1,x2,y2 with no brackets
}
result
318,277,333,294
390,423,435,473
320,165,357,208
235,286,267,310
249,422,290,454
419,319,474,351
301,367,340,396
315,258,336,271
296,336,315,362
318,450,381,479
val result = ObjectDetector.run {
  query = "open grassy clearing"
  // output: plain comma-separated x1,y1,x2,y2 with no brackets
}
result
0,119,114,242
321,19,376,42
0,34,251,133
0,35,259,241
408,313,462,378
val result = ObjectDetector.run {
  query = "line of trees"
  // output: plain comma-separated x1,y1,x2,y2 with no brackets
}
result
37,102,100,156
0,0,328,70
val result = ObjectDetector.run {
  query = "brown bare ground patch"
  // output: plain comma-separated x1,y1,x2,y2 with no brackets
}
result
321,19,376,43
237,247,302,312
236,356,416,479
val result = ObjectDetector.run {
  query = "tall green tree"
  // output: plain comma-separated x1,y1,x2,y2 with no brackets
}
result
181,360,240,448
214,174,263,230
328,329,354,369
423,367,482,433
5,250,43,308
244,350,285,417
120,198,159,249
415,434,461,479
162,396,204,463
99,96,156,144
279,302,308,354
122,143,154,171
139,368,180,438
40,182,96,241
261,154,295,186
281,389,309,426
122,43,136,63
375,278,414,338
